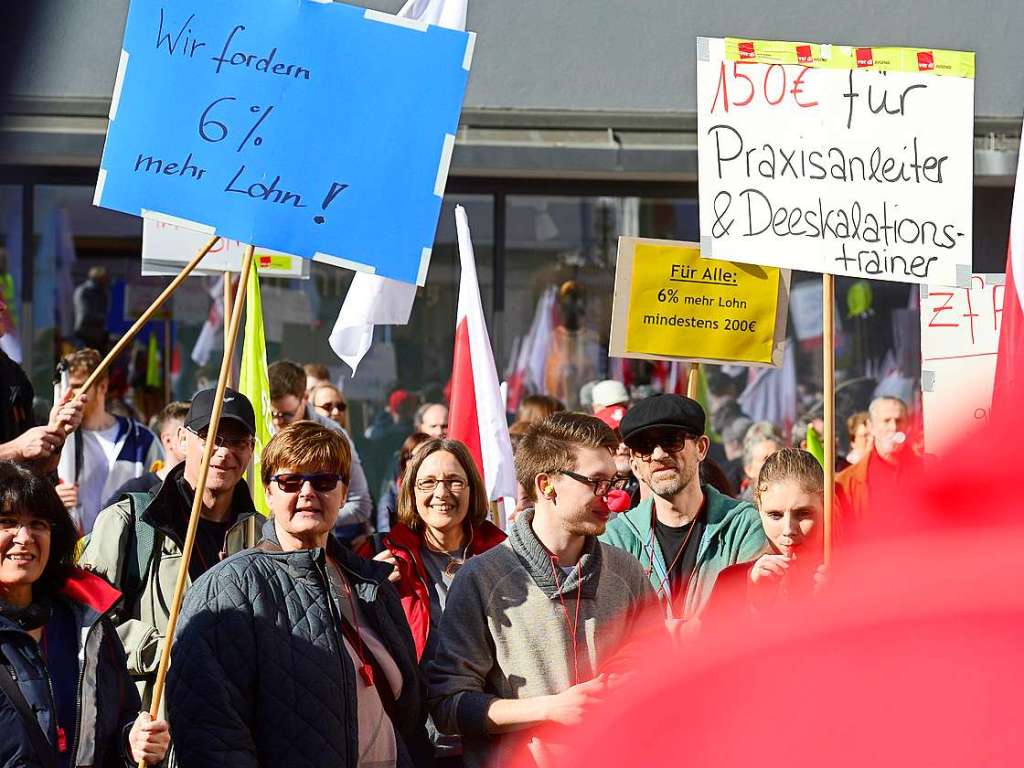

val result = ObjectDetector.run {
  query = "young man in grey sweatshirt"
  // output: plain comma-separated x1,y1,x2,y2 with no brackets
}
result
428,413,655,768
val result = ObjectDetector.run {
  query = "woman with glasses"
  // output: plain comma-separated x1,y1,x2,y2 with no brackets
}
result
0,460,170,767
367,439,505,765
371,440,505,659
311,383,350,431
167,420,430,768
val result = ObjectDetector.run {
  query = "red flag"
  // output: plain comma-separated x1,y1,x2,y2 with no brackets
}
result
510,405,1024,768
993,147,1024,415
448,206,517,510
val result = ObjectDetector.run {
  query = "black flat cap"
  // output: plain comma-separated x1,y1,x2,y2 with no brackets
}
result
619,393,706,446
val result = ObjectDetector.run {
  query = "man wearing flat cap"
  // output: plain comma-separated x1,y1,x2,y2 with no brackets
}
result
81,387,266,709
600,394,765,623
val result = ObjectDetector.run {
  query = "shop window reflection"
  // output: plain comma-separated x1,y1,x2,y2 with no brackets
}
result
503,195,698,410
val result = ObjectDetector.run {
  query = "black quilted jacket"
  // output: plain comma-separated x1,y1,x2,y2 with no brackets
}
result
166,519,430,768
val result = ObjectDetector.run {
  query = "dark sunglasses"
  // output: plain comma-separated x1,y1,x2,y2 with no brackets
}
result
270,473,347,493
628,430,695,460
315,400,347,413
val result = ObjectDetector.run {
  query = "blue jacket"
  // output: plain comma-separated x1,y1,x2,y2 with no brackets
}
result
0,569,141,768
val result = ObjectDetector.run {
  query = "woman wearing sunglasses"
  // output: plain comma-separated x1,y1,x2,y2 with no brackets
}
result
0,461,169,767
310,383,350,432
367,439,505,765
167,421,430,768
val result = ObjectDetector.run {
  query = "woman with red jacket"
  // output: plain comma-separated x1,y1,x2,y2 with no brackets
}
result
373,438,506,662
0,460,169,767
370,438,505,766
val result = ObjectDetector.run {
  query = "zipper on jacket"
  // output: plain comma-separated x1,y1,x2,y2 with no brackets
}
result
70,602,117,764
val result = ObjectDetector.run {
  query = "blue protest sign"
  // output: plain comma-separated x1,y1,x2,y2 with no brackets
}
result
94,0,474,285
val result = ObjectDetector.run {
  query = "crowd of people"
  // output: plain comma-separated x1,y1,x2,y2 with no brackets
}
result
0,338,922,767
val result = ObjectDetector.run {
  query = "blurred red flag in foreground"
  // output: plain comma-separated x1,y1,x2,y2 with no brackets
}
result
511,407,1024,768
993,121,1024,417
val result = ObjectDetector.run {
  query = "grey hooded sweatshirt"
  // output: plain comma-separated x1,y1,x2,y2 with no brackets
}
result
427,508,653,767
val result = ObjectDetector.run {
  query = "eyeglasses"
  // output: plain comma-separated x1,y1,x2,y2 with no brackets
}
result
550,470,630,497
271,404,304,424
414,476,467,493
187,427,254,451
0,516,52,535
315,401,347,414
270,473,347,493
628,431,694,461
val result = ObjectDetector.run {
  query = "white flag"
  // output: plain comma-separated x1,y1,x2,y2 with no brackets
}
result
329,274,417,374
398,0,467,28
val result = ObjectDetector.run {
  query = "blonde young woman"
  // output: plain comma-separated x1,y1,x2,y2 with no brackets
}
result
708,449,826,619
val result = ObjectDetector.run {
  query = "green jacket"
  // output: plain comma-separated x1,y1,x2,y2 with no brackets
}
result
78,463,263,710
599,485,766,620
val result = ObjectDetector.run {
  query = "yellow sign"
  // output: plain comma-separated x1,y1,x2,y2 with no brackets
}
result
614,239,786,365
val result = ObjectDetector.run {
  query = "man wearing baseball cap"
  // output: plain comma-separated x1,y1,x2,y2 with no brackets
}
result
599,393,765,624
81,387,266,709
590,379,630,414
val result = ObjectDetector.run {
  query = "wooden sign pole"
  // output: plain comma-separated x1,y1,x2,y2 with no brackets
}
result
686,362,700,400
223,271,233,351
223,271,235,387
822,274,836,567
142,245,255,750
77,236,221,396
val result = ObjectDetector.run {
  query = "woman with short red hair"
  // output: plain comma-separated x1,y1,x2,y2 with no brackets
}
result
167,420,430,768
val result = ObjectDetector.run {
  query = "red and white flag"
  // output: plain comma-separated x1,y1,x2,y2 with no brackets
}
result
993,140,1024,416
505,287,557,412
665,362,687,395
449,206,517,511
191,274,225,366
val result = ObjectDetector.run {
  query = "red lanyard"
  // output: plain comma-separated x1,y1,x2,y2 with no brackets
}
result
39,630,68,754
329,562,375,688
548,556,583,685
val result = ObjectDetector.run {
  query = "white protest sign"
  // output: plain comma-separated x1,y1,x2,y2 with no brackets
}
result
789,281,824,341
141,218,310,279
920,273,1004,451
697,37,974,286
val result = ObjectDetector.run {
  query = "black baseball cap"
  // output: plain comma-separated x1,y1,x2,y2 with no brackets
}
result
619,394,706,446
185,387,256,436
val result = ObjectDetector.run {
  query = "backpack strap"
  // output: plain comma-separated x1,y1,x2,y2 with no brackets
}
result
122,492,158,605
0,662,60,768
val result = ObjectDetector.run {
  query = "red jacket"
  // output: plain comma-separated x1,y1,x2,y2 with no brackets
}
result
376,521,506,660
834,447,922,544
